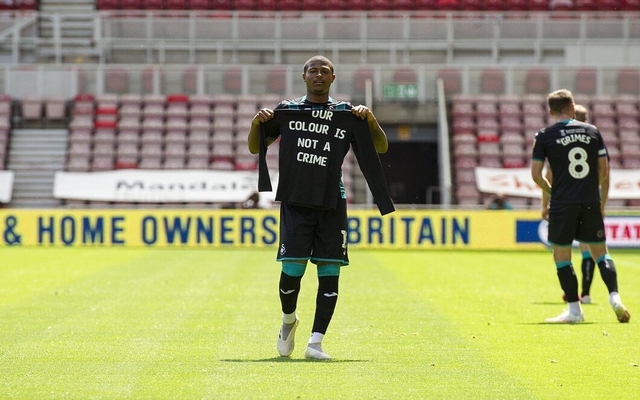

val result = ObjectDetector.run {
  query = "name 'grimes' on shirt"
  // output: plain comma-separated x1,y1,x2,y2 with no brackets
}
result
290,110,347,166
556,128,592,146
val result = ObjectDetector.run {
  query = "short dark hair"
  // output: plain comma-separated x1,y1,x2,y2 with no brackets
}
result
303,55,334,74
547,89,574,116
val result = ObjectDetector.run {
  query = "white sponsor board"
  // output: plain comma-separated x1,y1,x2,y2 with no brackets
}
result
0,171,14,203
537,217,640,248
53,169,277,203
475,167,640,199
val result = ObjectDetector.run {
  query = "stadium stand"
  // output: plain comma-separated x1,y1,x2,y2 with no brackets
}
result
90,0,640,10
447,90,640,206
3,5,640,208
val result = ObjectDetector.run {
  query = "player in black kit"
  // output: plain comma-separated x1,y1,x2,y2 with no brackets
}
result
247,55,394,359
531,89,629,324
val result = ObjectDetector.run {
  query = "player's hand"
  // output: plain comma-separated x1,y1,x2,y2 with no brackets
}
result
541,208,549,221
351,105,373,121
252,108,275,126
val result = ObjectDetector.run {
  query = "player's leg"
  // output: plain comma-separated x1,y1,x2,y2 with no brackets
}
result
546,204,583,323
276,203,315,356
578,243,595,303
579,204,629,323
276,261,305,356
547,245,583,322
305,263,340,360
305,199,348,359
588,242,630,323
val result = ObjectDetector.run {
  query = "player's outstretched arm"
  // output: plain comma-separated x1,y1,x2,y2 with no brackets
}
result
248,108,275,154
351,105,388,153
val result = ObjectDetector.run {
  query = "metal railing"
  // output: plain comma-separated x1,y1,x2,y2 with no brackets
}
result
1,63,637,103
1,10,640,66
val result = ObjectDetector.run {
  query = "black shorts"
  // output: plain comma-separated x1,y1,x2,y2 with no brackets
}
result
276,199,349,266
548,202,606,246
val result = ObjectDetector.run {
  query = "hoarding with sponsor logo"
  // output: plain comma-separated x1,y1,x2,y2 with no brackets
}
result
2,209,638,250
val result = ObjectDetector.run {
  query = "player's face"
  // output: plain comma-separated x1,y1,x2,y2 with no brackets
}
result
303,62,335,96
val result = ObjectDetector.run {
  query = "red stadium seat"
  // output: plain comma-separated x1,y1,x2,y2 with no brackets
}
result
300,0,322,10
484,0,505,10
277,0,299,10
451,100,474,118
459,0,483,10
528,0,550,10
393,0,416,10
207,0,229,9
96,0,121,9
324,0,345,10
619,0,640,10
549,0,574,11
437,69,461,95
104,67,129,94
574,68,597,95
574,0,597,10
121,0,143,9
256,0,278,11
476,102,498,120
505,0,528,10
181,67,199,94
480,68,505,94
353,67,375,97
267,67,287,94
141,67,165,94
456,184,482,205
346,0,368,10
167,93,189,104
617,69,640,95
15,0,38,10
452,117,476,136
499,102,522,119
414,0,438,9
223,68,242,94
436,0,459,10
370,0,393,10
393,68,417,85
166,0,187,9
0,0,15,10
143,0,164,9
525,69,550,95
596,0,619,10
234,0,255,10
92,156,116,172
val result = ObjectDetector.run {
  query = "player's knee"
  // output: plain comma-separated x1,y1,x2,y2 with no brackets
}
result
317,264,340,277
282,262,307,277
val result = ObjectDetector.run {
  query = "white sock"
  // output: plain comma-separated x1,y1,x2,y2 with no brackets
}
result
283,312,297,324
610,292,621,307
309,332,324,344
568,301,582,315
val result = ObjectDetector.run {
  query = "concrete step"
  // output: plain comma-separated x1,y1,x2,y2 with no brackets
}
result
9,198,62,208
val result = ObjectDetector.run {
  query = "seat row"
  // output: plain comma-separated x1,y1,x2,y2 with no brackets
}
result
60,92,356,199
0,0,38,11
95,0,640,13
441,68,640,97
450,94,640,207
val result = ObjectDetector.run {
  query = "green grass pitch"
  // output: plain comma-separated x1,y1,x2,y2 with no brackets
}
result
1,247,639,399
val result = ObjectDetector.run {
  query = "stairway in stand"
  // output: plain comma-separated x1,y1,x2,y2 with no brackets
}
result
6,129,67,208
37,0,99,63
